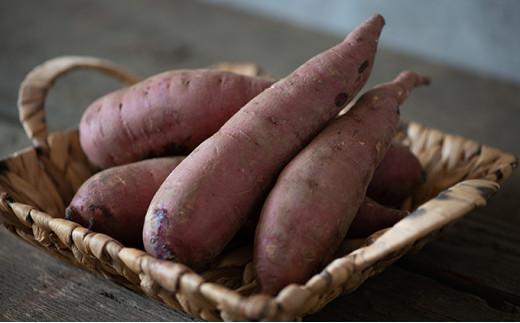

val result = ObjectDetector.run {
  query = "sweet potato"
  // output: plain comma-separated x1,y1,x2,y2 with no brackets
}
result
367,144,424,207
143,14,386,267
254,71,430,294
239,197,408,239
65,157,183,246
80,70,273,168
346,197,408,238
238,145,421,239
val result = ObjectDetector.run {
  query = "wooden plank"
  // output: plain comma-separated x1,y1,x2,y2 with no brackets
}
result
397,172,520,309
306,266,519,321
0,227,195,321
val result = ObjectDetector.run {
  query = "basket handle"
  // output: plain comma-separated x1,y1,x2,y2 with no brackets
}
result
17,56,140,148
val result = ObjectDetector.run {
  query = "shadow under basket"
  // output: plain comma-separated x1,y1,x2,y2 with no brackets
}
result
0,56,517,321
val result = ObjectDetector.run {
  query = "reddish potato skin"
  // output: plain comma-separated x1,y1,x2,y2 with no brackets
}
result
80,70,272,169
65,157,183,247
239,197,408,239
238,146,420,238
367,144,424,207
346,197,408,238
254,71,430,294
143,15,386,267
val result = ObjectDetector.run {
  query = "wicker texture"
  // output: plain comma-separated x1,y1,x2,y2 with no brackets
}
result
0,56,517,321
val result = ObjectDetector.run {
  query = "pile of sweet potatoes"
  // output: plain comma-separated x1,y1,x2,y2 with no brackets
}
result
67,14,430,295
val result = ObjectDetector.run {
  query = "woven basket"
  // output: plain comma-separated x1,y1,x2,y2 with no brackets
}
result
0,56,517,321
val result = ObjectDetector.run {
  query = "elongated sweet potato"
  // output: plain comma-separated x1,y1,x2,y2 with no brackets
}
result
143,14,386,267
346,197,408,238
367,144,424,207
65,157,183,246
80,70,273,168
254,71,430,294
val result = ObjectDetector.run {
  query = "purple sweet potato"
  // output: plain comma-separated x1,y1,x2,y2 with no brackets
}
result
143,15,386,267
367,144,424,207
65,157,183,246
80,70,273,168
346,197,408,238
254,71,430,294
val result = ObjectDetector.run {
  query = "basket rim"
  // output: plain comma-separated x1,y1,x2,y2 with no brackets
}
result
0,119,517,320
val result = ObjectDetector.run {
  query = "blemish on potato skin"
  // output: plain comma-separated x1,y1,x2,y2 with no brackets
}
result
154,208,169,224
358,60,369,74
265,243,277,260
85,204,113,231
352,115,363,123
160,246,176,261
268,116,279,126
150,208,176,260
306,178,319,191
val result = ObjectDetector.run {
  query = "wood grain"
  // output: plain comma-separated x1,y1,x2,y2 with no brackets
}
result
306,266,519,321
0,227,195,322
398,174,520,311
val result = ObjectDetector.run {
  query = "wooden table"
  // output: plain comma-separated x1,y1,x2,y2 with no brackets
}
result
1,1,519,320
